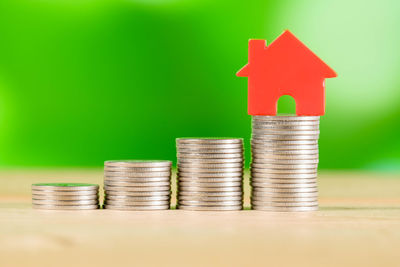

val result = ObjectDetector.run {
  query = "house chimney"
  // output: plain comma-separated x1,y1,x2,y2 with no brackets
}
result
249,40,266,61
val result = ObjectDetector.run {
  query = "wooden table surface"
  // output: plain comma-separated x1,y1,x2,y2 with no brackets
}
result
1,169,400,267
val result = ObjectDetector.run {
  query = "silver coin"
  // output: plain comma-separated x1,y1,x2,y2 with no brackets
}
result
253,122,320,128
105,200,170,206
250,194,318,202
177,143,243,149
252,142,318,152
177,171,243,178
104,171,171,177
106,195,170,201
251,201,319,208
251,155,319,161
104,199,170,204
104,167,171,173
251,147,319,154
252,141,319,147
178,150,243,156
253,121,319,127
251,153,319,161
178,181,242,187
178,186,241,192
178,195,242,201
252,156,319,162
176,145,243,151
252,123,319,130
251,143,318,149
104,181,170,187
104,204,170,210
251,169,318,175
251,168,317,174
251,173,317,179
178,167,243,173
251,116,320,124
32,183,98,191
177,177,242,183
178,163,244,170
253,116,320,121
251,139,318,145
251,168,318,174
32,194,99,200
253,116,319,121
251,145,319,151
252,134,319,141
252,191,318,198
32,204,99,210
104,177,171,183
105,190,171,197
104,185,170,192
178,191,242,197
32,199,99,205
104,166,171,173
177,172,243,178
178,174,243,180
177,153,242,159
251,205,318,211
178,148,243,154
251,153,319,160
177,162,243,168
251,195,318,202
252,135,319,141
178,158,244,164
252,129,320,136
176,138,243,145
105,160,171,168
251,200,318,207
250,178,317,184
253,115,320,121
252,124,320,130
251,182,317,188
252,149,319,155
250,178,317,187
253,187,318,193
31,189,99,196
178,200,242,206
251,163,318,169
251,159,319,165
178,205,242,211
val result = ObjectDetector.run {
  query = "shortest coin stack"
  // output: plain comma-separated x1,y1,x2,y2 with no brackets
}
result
32,183,99,210
103,160,172,210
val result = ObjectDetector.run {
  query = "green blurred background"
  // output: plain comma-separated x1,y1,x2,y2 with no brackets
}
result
0,0,399,170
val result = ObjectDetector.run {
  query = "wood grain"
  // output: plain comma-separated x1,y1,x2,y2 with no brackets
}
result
0,169,399,267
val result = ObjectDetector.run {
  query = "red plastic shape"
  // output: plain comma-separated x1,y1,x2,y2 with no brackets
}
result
237,30,337,116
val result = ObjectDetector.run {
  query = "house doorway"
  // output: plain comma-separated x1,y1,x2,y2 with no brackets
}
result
277,95,296,115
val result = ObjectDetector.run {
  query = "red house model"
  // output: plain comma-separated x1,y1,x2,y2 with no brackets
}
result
237,30,337,116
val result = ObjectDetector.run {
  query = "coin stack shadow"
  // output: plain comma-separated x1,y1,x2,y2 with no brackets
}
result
176,138,244,211
103,160,172,210
32,183,99,210
251,115,320,211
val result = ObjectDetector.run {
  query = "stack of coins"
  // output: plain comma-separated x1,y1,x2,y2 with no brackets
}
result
176,138,244,211
103,160,172,210
32,183,99,210
251,115,319,211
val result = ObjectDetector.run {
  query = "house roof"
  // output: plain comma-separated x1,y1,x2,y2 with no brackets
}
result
237,30,337,78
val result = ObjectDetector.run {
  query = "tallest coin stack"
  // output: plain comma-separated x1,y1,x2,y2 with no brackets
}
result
250,115,320,211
